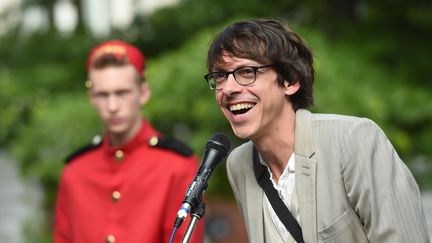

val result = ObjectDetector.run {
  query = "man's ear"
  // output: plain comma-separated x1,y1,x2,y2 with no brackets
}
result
284,80,300,96
139,82,151,105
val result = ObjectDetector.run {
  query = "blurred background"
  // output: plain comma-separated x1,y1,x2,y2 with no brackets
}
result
0,0,431,242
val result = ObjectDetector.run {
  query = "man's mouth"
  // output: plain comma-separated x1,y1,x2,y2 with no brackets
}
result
229,103,255,115
108,117,122,124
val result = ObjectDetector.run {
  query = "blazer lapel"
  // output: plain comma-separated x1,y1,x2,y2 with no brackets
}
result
244,142,265,242
295,109,318,243
246,178,265,242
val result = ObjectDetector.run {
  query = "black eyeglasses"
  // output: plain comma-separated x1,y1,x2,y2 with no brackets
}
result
204,64,274,90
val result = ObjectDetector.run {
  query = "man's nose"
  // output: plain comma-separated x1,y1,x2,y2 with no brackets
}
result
107,95,119,112
221,74,241,94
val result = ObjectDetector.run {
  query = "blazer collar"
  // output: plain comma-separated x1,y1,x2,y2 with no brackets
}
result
246,177,265,242
295,109,316,158
294,109,318,242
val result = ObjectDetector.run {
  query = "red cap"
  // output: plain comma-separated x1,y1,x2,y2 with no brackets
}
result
86,40,145,75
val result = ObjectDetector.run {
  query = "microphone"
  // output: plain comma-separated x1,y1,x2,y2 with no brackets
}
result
174,133,230,228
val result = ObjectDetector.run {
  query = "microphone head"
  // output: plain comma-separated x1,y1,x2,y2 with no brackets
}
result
206,133,231,157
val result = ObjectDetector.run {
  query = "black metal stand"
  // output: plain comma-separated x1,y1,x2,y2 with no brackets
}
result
181,202,205,243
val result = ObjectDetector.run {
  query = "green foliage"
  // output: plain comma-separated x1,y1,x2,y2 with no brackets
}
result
130,0,298,56
12,93,99,175
145,27,232,142
11,93,100,197
0,31,97,146
0,70,29,144
307,28,432,158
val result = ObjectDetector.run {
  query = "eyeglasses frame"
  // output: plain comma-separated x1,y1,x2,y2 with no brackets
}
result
204,64,274,90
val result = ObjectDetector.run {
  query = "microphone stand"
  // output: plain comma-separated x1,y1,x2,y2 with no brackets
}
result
181,202,205,243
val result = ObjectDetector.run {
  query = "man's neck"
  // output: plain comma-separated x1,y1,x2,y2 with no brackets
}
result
253,109,296,182
108,119,142,147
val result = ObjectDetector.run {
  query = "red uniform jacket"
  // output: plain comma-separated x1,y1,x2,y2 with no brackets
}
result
54,120,204,243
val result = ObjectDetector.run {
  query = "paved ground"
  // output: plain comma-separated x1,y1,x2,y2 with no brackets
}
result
0,150,431,242
0,151,42,243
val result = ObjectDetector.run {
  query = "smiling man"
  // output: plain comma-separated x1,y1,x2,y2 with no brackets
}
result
204,19,429,242
54,40,204,243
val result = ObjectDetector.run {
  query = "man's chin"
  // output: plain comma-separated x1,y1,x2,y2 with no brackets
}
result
231,125,251,140
106,123,127,135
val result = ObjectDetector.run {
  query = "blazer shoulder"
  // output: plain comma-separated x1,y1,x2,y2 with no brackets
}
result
228,141,253,161
310,113,378,130
311,112,361,123
64,135,102,163
227,141,254,173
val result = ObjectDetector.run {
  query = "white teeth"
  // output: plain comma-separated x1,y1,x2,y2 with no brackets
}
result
230,103,255,111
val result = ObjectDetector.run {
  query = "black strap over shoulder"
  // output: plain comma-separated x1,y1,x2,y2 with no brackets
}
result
252,146,304,243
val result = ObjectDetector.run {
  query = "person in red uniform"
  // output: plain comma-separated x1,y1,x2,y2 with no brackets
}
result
54,40,204,243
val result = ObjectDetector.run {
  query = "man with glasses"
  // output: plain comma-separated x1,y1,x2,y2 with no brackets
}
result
204,18,429,242
54,40,204,243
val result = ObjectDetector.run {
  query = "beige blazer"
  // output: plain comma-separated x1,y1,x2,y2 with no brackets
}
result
226,109,429,242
